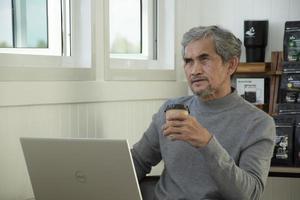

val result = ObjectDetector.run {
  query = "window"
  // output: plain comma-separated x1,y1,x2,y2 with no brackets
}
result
0,0,93,81
0,0,63,56
0,0,13,48
110,0,142,55
109,0,156,60
107,0,175,80
0,0,48,48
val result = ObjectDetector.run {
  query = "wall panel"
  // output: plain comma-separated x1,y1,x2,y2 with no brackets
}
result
176,0,300,63
0,100,165,199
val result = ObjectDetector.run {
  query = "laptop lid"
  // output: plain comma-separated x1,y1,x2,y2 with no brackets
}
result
20,137,142,200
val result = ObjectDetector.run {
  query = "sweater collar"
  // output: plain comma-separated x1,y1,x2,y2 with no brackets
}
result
193,88,242,113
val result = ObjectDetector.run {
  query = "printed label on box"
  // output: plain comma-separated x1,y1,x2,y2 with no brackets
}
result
236,78,265,104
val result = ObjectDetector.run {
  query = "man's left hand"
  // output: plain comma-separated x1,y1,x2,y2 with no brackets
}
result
162,112,212,148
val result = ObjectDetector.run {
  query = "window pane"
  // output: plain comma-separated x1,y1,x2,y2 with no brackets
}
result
0,0,13,47
14,0,48,48
109,0,141,54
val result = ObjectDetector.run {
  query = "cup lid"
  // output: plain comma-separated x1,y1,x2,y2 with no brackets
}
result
164,104,190,113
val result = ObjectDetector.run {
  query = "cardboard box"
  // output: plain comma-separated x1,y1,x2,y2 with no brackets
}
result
236,78,265,104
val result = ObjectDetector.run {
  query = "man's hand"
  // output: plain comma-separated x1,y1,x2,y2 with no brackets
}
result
162,112,212,148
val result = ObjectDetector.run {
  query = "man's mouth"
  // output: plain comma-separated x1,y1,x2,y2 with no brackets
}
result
191,77,208,84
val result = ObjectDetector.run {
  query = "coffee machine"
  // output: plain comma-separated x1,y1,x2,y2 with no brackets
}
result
244,20,269,62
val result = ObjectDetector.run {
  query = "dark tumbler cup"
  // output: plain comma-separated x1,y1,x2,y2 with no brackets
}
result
244,20,268,62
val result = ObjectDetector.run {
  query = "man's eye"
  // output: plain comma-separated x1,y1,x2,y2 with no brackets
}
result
200,58,209,64
184,59,192,64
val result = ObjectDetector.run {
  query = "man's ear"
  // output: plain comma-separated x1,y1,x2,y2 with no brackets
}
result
226,56,239,76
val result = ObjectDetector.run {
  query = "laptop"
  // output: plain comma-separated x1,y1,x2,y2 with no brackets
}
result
20,137,143,200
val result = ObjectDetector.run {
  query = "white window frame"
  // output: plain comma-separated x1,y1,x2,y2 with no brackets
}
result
109,0,154,60
0,0,62,56
0,0,94,81
105,0,176,81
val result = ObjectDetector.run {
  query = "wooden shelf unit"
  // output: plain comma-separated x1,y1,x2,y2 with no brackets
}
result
235,53,300,177
234,52,283,116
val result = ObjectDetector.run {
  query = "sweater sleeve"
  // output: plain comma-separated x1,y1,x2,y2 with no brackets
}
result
131,112,163,181
200,115,275,200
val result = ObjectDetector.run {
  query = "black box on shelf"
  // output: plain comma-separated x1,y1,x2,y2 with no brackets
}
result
280,73,300,91
282,61,300,74
236,78,265,104
278,91,300,103
279,62,300,103
295,117,300,166
272,115,294,166
278,103,300,114
283,21,300,62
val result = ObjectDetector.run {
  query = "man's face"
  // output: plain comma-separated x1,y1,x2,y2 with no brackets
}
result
183,37,233,100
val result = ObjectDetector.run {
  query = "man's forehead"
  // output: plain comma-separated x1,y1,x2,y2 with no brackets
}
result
186,37,214,48
183,52,210,59
184,39,215,57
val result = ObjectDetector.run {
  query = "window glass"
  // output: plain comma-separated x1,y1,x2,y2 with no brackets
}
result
0,0,13,47
13,0,48,48
109,0,141,54
106,0,175,80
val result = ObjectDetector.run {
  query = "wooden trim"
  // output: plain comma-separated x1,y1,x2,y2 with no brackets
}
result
236,62,269,73
269,167,300,178
270,166,300,174
268,52,283,115
268,172,300,178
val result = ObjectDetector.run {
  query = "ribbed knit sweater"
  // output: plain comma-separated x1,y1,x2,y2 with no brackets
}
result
132,90,275,200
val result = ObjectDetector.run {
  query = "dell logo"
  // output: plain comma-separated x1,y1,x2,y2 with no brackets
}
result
75,170,87,183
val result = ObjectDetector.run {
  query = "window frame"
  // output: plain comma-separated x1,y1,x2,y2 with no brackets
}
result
0,0,62,56
0,0,95,81
105,0,176,81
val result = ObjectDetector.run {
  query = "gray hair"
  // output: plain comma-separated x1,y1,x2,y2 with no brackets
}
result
181,25,242,63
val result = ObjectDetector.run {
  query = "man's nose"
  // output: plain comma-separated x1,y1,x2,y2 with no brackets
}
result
191,61,203,75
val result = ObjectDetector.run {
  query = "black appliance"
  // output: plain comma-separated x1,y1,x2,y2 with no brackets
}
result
244,20,268,62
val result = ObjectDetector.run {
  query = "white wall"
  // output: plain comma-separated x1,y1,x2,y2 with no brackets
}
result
1,0,300,200
175,0,300,63
263,177,300,200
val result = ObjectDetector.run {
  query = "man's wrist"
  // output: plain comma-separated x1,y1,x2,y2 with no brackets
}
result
196,130,213,148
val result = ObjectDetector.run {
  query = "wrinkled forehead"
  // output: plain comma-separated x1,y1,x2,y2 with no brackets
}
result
183,37,216,57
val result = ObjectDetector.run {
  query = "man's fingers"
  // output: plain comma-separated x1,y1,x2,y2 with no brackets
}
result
163,125,188,136
167,132,187,141
163,126,181,136
169,120,185,127
166,112,188,121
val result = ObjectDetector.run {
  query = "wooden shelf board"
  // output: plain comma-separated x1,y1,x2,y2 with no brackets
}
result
270,166,300,173
266,70,283,75
236,62,270,73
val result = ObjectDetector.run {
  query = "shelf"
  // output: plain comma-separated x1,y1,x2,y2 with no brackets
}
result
269,166,300,178
236,62,270,73
270,166,300,173
236,62,282,75
266,70,282,75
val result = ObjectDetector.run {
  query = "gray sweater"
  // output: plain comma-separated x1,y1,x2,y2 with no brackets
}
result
132,90,275,200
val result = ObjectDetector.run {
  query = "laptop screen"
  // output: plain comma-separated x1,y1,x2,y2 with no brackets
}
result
20,137,142,200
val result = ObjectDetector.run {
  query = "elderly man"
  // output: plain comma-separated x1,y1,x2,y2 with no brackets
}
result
132,25,275,200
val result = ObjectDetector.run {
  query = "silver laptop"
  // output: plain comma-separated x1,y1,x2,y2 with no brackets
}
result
20,137,143,200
